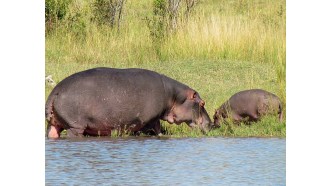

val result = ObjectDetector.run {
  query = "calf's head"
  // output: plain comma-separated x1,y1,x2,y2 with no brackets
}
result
213,109,225,127
213,103,229,127
164,89,214,133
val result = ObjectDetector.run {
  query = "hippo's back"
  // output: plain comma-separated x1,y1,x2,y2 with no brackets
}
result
229,89,282,116
50,67,162,93
45,67,167,128
230,89,279,102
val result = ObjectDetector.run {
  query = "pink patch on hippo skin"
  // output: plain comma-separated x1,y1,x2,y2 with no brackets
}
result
167,117,175,124
48,125,60,138
164,112,175,124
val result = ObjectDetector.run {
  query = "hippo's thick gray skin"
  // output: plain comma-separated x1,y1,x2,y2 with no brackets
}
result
213,89,283,126
45,67,213,138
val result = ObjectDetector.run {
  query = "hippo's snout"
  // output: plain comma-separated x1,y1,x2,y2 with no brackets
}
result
201,124,211,134
210,122,220,129
212,118,221,128
189,122,209,134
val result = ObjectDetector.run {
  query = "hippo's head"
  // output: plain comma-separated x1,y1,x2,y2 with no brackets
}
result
213,109,223,127
164,89,214,133
213,104,229,127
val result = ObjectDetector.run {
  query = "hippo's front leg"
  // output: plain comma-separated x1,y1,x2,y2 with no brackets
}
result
153,120,162,136
139,119,162,136
232,114,243,125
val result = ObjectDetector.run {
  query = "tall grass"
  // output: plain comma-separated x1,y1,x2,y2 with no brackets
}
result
46,0,286,137
46,0,285,64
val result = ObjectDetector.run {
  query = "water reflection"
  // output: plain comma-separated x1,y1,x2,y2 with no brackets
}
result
46,137,285,185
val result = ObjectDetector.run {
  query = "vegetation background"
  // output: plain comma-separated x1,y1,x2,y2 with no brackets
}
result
45,0,286,137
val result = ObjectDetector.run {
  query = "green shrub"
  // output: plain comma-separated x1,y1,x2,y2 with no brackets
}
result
145,0,168,58
92,0,125,30
63,0,93,39
45,0,72,31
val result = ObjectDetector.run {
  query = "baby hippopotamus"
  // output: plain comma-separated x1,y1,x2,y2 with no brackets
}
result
213,89,283,126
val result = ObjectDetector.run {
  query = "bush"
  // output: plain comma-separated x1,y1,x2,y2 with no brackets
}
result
45,0,72,31
92,0,125,30
63,0,93,38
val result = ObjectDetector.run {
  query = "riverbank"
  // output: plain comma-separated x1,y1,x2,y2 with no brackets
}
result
45,0,285,137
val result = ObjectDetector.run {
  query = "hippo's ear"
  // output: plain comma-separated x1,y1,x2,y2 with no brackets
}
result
186,89,195,100
187,90,205,107
199,100,205,107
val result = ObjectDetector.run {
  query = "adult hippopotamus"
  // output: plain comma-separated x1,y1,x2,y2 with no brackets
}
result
213,89,283,126
45,67,213,138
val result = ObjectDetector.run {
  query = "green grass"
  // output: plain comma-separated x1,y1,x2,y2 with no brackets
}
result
161,117,285,138
45,0,286,137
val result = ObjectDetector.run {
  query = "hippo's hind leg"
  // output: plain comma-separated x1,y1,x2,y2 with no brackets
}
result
278,109,283,122
278,102,283,122
65,119,88,137
67,128,85,138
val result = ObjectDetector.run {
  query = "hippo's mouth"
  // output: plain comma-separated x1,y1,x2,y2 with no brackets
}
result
165,113,189,125
163,112,204,128
186,116,203,128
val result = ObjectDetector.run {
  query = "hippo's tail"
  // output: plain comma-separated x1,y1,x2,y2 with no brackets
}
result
45,87,60,122
45,95,54,122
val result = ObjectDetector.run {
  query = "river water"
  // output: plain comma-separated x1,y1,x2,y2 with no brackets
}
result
46,137,285,185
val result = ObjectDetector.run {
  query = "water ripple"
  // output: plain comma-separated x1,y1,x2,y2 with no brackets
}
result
46,137,285,185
